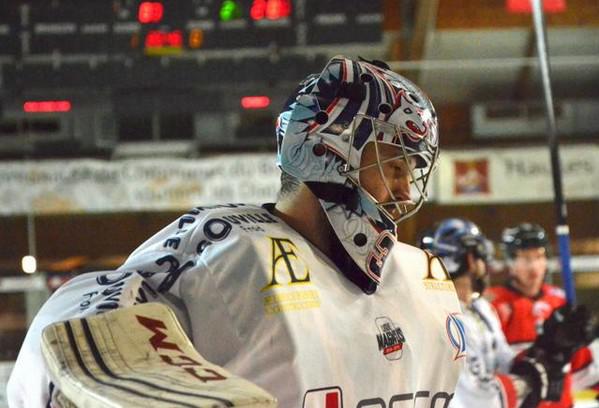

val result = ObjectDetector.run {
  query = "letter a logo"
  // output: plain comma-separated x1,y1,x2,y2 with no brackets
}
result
262,237,310,291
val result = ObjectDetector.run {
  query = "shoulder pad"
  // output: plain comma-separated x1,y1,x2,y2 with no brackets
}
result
146,204,253,255
483,290,497,302
180,204,280,255
544,284,566,299
484,285,513,303
122,204,272,294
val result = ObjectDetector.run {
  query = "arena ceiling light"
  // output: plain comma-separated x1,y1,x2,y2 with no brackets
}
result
138,2,164,24
23,100,72,113
22,255,37,274
241,96,271,109
506,0,566,13
250,0,292,21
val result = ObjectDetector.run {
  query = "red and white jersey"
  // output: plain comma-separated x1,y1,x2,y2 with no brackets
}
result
8,204,464,408
450,296,520,408
486,283,566,353
486,282,599,408
572,339,599,392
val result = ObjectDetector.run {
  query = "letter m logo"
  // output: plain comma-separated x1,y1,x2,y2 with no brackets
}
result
136,314,182,352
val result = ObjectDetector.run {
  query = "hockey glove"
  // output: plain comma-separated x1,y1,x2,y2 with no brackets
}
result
534,304,596,364
510,355,552,408
511,305,597,406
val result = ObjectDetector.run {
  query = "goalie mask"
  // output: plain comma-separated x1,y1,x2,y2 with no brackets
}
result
276,56,439,293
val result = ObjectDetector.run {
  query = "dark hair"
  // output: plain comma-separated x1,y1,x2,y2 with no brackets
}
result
277,170,302,201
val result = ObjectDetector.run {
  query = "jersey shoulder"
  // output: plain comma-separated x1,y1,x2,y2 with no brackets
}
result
395,241,426,255
119,204,286,288
395,241,445,264
392,242,436,273
541,283,566,304
472,296,494,315
484,285,517,304
187,203,282,245
472,297,502,326
126,203,282,260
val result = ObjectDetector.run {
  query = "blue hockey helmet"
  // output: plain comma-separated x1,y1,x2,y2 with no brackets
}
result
420,218,493,278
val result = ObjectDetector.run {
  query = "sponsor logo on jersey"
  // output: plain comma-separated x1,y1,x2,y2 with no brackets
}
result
375,316,405,361
355,391,453,407
221,212,277,225
422,251,455,291
221,212,278,233
533,300,552,333
303,386,453,408
153,207,241,293
532,300,551,320
79,271,159,314
303,387,342,408
446,313,467,360
262,237,320,314
136,312,228,382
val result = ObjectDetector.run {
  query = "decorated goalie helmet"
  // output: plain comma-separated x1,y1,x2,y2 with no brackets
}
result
276,56,439,293
420,218,493,279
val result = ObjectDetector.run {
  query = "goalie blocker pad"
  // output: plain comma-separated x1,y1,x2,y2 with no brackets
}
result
41,302,277,408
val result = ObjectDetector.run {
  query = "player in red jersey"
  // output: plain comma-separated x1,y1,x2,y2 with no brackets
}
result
486,223,599,407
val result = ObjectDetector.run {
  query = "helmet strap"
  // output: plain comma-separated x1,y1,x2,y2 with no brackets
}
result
305,181,358,208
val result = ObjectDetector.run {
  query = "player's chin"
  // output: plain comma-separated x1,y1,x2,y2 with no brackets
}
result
528,279,544,292
390,200,416,220
376,195,416,226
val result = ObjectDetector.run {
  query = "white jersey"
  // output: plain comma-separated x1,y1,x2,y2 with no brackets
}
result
8,204,464,408
450,296,519,408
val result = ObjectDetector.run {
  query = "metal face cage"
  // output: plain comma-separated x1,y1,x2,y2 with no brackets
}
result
341,114,438,225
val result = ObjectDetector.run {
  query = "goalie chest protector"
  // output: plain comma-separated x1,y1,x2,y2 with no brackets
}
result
124,204,465,407
10,204,465,408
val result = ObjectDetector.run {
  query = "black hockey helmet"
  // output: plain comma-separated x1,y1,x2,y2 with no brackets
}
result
501,223,549,259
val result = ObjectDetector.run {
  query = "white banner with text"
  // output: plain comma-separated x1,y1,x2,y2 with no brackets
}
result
0,145,597,215
0,155,280,215
437,144,599,204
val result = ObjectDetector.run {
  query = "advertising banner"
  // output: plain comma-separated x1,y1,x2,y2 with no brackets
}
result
437,144,598,204
0,145,597,215
0,154,280,215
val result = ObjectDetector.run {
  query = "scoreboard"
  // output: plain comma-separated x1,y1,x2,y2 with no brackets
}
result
0,0,383,58
0,0,385,157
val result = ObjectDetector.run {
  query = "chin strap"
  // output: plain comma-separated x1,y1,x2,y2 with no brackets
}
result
305,181,358,207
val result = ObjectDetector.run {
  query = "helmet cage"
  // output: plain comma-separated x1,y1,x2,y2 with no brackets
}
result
340,114,438,226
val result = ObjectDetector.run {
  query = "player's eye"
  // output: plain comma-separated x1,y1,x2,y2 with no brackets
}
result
392,163,408,177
